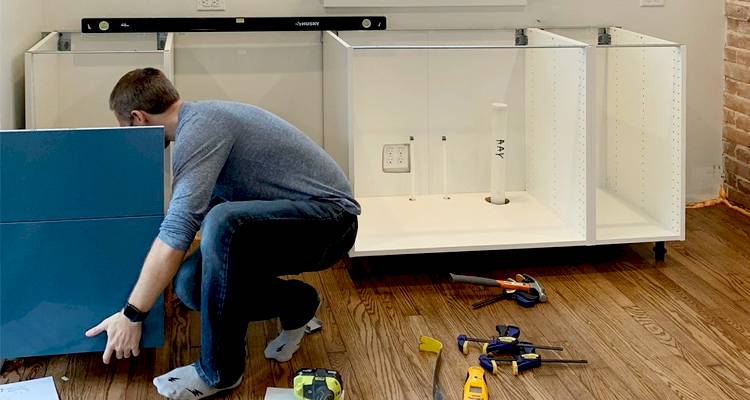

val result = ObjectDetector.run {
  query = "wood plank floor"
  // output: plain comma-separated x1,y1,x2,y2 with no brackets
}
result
3,204,750,399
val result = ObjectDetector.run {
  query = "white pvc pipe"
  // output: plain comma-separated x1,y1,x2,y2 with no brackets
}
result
490,103,508,205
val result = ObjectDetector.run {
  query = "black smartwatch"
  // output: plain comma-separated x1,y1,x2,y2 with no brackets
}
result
123,303,149,323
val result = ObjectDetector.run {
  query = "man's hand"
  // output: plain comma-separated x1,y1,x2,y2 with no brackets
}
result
85,311,142,364
84,238,185,365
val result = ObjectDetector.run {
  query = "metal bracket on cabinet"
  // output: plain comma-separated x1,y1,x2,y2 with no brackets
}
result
157,32,168,50
598,28,611,45
515,29,528,46
58,32,72,51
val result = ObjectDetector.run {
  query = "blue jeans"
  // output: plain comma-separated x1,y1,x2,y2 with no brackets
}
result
172,199,358,388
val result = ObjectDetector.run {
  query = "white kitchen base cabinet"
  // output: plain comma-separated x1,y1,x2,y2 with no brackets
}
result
323,28,685,259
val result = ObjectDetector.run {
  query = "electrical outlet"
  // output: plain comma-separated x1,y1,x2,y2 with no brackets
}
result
197,0,226,11
640,0,664,7
383,144,411,173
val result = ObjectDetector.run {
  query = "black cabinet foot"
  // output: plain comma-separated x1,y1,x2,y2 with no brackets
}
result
653,241,666,262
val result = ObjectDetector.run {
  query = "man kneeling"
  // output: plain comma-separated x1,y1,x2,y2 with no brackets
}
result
85,68,359,399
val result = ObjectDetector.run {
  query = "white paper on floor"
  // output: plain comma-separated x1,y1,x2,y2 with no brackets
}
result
0,376,59,400
264,387,296,400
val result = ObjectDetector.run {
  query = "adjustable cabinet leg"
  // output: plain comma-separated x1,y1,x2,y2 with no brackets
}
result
653,241,666,262
347,256,368,281
348,256,363,269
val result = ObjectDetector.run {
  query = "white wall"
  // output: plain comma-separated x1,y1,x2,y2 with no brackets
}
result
25,0,725,201
0,0,45,129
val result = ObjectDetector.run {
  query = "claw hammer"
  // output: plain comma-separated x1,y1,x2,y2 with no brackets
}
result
450,273,547,303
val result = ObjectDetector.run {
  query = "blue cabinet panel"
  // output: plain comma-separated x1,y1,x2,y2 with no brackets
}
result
0,216,164,358
0,127,164,223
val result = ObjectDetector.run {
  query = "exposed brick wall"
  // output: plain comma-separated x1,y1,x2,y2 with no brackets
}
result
725,1,750,209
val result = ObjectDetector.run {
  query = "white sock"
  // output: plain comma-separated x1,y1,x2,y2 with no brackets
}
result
264,326,306,362
153,364,241,400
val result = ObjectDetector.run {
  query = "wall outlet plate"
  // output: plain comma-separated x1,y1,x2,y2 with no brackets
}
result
640,0,664,7
197,0,226,11
383,144,411,173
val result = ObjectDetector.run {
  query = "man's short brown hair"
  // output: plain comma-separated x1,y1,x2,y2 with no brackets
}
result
109,68,180,121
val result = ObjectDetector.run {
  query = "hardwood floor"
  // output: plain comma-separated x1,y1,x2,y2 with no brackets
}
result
2,204,750,399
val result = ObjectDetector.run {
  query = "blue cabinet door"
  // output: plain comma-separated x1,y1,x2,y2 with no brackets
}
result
0,127,164,223
0,216,165,359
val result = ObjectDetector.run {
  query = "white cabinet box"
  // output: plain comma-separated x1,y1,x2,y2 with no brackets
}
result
323,28,685,257
324,29,591,256
550,27,686,246
25,32,175,208
25,32,174,129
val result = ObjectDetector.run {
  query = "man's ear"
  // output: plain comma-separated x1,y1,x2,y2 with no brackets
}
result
130,110,149,125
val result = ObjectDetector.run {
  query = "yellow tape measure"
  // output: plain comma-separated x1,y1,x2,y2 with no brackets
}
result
293,368,343,400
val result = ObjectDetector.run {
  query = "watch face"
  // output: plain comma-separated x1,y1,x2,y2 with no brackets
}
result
124,304,146,322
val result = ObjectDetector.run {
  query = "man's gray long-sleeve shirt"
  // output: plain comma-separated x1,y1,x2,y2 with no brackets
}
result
158,101,360,251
